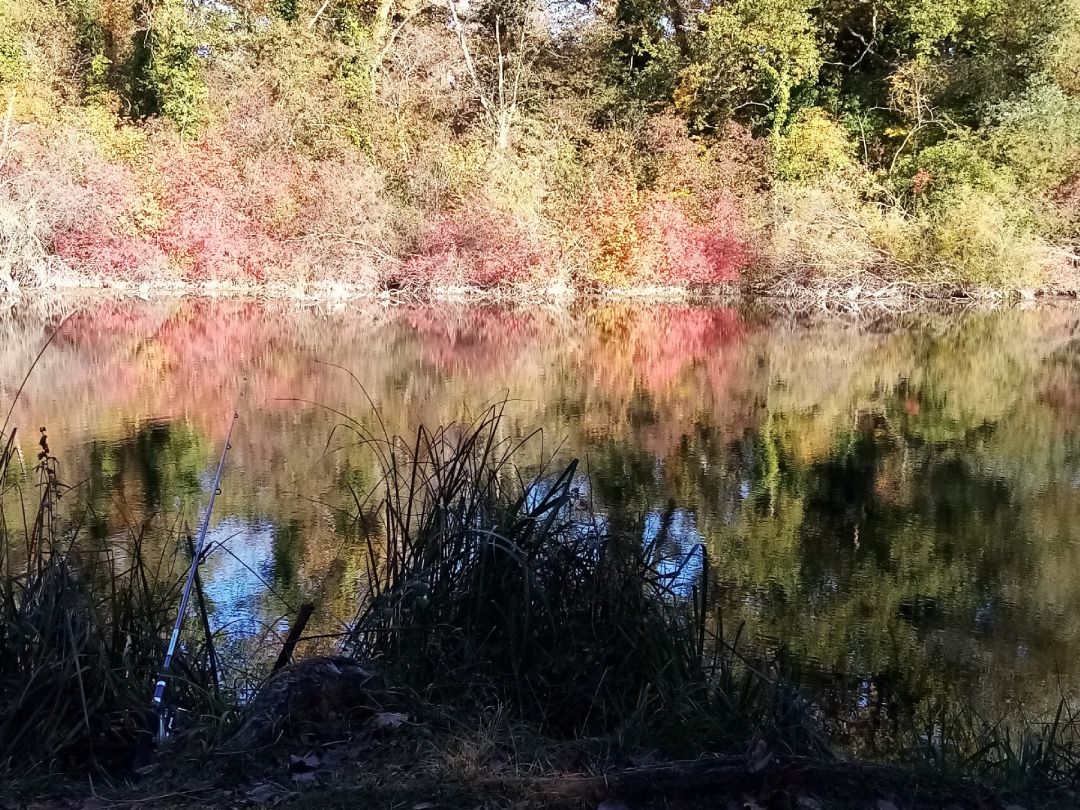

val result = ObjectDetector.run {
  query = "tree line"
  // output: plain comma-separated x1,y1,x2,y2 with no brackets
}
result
0,0,1077,291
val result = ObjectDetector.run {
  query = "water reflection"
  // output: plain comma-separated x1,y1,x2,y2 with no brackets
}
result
3,298,1080,738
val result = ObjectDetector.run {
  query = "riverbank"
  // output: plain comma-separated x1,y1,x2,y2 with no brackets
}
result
11,682,1075,810
6,273,1080,309
6,646,1076,810
5,0,1080,305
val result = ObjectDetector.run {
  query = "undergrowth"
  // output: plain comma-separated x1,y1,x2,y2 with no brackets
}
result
4,385,1080,803
0,426,226,781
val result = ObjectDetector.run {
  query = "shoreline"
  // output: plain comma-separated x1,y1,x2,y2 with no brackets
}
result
10,714,1068,810
4,276,1080,308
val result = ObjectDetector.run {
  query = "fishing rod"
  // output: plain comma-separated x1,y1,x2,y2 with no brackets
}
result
152,387,243,741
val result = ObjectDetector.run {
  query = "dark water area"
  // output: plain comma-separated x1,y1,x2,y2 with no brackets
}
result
3,297,1080,752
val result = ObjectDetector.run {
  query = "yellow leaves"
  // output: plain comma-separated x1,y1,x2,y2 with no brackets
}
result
267,193,301,232
775,107,855,183
927,188,1052,287
83,103,147,162
124,191,165,235
1048,1,1080,94
672,65,705,117
586,182,642,286
484,154,546,227
887,58,946,125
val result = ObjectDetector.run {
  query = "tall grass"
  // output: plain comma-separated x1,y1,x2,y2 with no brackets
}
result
0,431,221,776
337,400,825,751
342,404,703,733
911,695,1080,790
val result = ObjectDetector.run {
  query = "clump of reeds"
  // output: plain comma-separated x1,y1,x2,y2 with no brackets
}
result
911,695,1080,790
337,401,823,752
342,404,705,734
0,429,220,777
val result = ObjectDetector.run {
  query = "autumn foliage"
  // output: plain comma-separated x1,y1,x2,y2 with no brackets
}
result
635,195,748,285
397,209,550,288
0,6,761,294
0,0,768,295
3,113,757,291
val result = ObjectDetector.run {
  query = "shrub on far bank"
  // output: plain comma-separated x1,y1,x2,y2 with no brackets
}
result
766,178,889,282
635,194,748,285
0,187,52,294
1,0,1079,296
563,118,759,289
913,188,1058,288
765,118,1076,293
574,186,751,290
395,208,550,289
889,135,1069,289
1,121,167,288
767,177,1065,291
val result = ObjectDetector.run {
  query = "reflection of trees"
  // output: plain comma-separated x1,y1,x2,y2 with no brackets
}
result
5,300,1080,728
1,299,751,650
86,422,211,509
707,307,1080,732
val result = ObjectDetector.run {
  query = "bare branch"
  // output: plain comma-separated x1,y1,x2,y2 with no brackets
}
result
309,0,333,28
0,90,15,175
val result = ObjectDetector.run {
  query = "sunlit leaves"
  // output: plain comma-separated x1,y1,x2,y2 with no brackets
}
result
676,0,821,132
131,0,209,135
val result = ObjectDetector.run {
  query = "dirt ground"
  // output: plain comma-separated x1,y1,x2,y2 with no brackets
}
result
5,713,1072,810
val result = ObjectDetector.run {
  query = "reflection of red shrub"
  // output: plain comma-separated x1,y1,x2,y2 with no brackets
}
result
635,195,748,285
405,306,553,373
588,305,744,394
397,210,549,288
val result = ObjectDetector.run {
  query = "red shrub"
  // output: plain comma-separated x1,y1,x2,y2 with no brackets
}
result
635,194,749,285
151,132,391,283
52,225,167,278
396,209,549,288
152,138,282,281
37,144,167,279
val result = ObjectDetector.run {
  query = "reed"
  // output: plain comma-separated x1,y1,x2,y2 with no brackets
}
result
342,403,695,732
337,400,822,750
911,695,1080,790
0,433,222,777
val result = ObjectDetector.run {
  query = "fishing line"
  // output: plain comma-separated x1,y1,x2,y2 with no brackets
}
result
151,381,245,740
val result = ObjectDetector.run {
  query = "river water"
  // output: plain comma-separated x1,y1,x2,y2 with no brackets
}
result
3,297,1079,747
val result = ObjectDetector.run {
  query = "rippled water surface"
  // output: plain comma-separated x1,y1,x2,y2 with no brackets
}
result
4,297,1080,736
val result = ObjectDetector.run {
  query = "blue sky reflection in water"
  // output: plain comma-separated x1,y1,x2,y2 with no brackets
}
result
3,297,1080,735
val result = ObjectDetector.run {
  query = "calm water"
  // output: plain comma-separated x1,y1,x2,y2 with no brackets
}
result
3,297,1080,743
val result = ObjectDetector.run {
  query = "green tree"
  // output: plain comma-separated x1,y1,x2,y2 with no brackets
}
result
130,0,207,134
675,0,821,134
